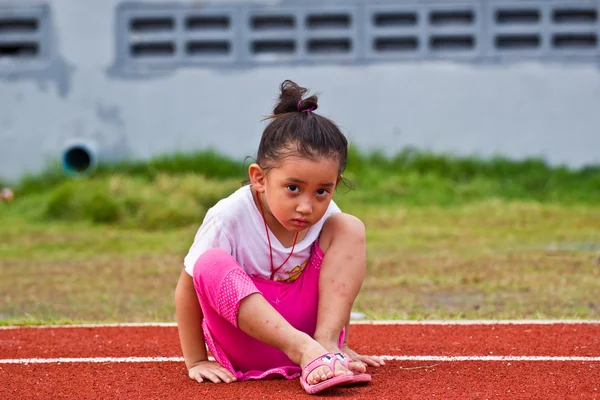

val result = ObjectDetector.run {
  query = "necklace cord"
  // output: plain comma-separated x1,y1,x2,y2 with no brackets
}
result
253,188,299,280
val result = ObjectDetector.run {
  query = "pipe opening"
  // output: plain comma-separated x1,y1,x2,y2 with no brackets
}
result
62,144,97,174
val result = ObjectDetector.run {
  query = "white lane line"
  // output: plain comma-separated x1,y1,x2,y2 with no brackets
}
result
1,320,600,329
0,357,184,364
351,320,600,325
1,355,600,364
380,355,600,362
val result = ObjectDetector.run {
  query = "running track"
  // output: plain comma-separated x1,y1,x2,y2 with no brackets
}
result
1,321,599,399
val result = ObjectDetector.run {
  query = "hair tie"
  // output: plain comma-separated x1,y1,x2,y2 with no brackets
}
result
297,100,315,113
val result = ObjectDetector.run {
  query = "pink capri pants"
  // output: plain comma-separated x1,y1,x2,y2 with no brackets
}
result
192,241,343,381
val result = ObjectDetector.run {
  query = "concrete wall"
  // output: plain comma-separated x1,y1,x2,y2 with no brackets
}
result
1,0,599,181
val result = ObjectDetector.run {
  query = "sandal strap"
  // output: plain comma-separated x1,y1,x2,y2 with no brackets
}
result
301,353,337,380
333,352,352,368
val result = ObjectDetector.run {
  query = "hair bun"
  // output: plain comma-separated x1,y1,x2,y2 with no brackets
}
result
273,80,319,115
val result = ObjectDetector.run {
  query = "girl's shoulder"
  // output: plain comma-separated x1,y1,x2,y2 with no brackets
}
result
204,185,253,224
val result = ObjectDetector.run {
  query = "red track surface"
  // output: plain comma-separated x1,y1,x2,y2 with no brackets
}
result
2,322,599,399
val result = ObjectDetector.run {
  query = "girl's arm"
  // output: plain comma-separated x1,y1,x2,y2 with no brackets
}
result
175,269,237,383
175,269,208,368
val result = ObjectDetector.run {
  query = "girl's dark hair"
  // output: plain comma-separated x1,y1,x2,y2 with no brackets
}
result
256,80,348,175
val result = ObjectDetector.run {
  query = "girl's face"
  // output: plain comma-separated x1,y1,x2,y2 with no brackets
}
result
250,155,340,236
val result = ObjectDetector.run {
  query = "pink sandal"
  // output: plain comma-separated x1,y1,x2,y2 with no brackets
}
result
333,352,366,372
300,353,372,395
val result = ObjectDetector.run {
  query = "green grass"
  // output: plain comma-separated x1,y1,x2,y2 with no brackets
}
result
5,147,600,205
1,149,599,325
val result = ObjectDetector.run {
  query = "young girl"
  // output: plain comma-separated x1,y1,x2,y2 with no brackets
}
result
175,80,384,395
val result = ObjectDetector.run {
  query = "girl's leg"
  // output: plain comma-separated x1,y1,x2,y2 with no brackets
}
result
194,248,352,384
193,249,295,376
237,294,353,383
240,212,369,379
312,213,368,373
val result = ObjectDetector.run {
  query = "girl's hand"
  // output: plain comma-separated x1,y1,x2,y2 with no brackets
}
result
188,360,238,383
341,345,385,368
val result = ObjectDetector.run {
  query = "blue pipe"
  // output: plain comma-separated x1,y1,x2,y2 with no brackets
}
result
61,140,98,175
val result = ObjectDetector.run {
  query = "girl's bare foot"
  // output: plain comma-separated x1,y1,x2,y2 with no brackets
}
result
317,340,367,375
293,339,354,385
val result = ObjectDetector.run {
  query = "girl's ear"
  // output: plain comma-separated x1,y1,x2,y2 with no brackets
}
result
248,163,266,192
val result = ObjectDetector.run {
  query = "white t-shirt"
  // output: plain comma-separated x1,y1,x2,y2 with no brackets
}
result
183,185,341,282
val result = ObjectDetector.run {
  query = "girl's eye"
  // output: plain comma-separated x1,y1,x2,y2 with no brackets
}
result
287,185,299,193
316,189,329,196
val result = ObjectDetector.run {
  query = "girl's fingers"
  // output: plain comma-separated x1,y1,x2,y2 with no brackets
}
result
188,362,237,384
362,358,378,367
225,370,238,381
356,356,376,367
214,368,236,383
202,371,223,384
357,355,384,367
370,356,382,365
373,356,385,365
189,370,205,383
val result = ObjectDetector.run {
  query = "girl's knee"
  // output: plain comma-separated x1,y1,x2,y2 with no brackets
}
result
193,248,236,285
193,249,258,327
320,213,366,253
